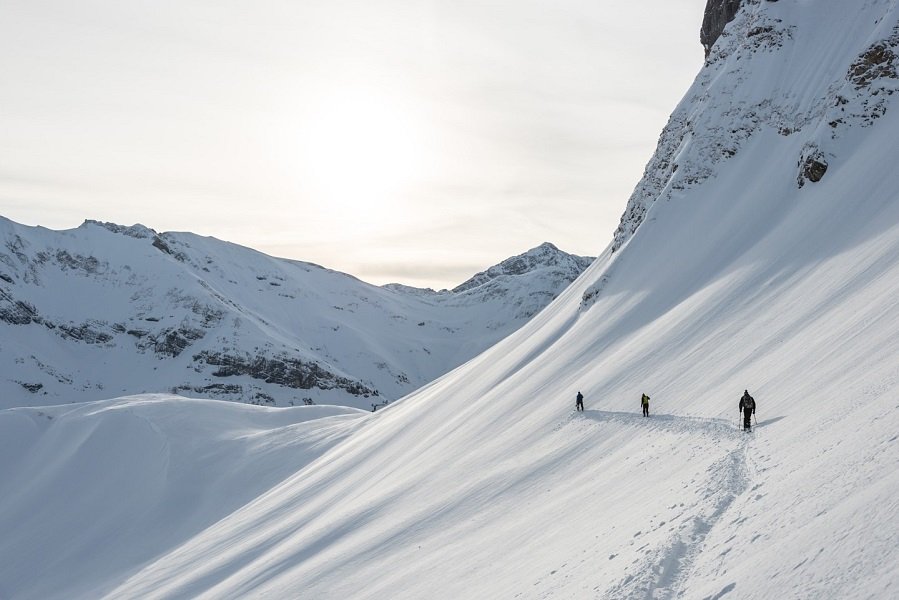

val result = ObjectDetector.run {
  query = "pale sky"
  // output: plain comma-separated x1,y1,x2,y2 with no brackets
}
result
0,0,706,289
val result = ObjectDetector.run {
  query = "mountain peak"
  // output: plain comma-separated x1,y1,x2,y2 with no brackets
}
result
81,219,157,239
452,243,594,293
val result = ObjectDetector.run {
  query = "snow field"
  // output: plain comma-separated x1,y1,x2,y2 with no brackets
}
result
0,397,367,599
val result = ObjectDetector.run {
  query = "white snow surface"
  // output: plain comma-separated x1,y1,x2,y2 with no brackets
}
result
3,1,899,598
0,397,368,599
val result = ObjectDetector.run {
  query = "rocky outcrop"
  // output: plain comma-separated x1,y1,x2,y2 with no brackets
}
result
83,220,155,239
193,351,379,397
151,326,206,357
701,0,744,57
0,288,39,325
42,250,104,274
453,243,593,293
600,0,899,311
799,24,899,187
611,0,899,253
849,40,899,88
798,144,828,188
58,321,114,345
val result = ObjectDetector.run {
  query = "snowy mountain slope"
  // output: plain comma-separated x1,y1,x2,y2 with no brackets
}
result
4,0,899,598
0,396,367,599
0,218,591,411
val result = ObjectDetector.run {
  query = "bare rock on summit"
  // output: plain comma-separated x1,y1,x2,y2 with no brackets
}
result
701,0,744,57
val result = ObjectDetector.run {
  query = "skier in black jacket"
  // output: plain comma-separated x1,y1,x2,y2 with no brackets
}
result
576,391,584,412
739,390,756,431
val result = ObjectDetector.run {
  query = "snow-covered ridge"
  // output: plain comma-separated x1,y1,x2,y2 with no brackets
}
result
452,242,593,293
0,216,593,410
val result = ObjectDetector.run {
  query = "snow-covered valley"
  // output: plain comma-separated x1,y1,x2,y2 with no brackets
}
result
2,0,899,598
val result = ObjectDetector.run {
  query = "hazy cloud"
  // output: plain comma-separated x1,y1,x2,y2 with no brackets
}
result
0,0,707,288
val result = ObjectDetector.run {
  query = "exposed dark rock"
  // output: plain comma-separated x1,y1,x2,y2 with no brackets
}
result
748,25,775,39
824,26,899,137
58,322,114,344
849,42,898,88
4,235,29,264
802,159,828,184
20,382,43,393
701,0,743,57
798,145,829,188
153,326,205,357
127,329,149,338
175,383,244,396
0,289,39,325
148,234,189,262
194,350,379,397
152,236,174,255
0,274,13,283
54,250,102,274
188,302,224,327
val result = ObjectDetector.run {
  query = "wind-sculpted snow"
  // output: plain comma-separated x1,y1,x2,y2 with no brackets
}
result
0,396,367,599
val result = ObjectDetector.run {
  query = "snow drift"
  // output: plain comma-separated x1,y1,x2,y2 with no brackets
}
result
3,0,899,598
0,397,367,599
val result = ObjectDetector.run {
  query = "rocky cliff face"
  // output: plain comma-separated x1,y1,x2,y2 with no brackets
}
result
700,0,744,56
606,0,899,270
0,218,593,409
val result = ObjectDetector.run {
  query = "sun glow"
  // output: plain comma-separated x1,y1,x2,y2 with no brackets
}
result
299,87,427,233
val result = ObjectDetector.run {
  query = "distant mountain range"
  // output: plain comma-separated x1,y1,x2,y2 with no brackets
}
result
0,217,593,410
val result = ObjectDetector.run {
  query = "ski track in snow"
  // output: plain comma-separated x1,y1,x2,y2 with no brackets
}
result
569,409,754,599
